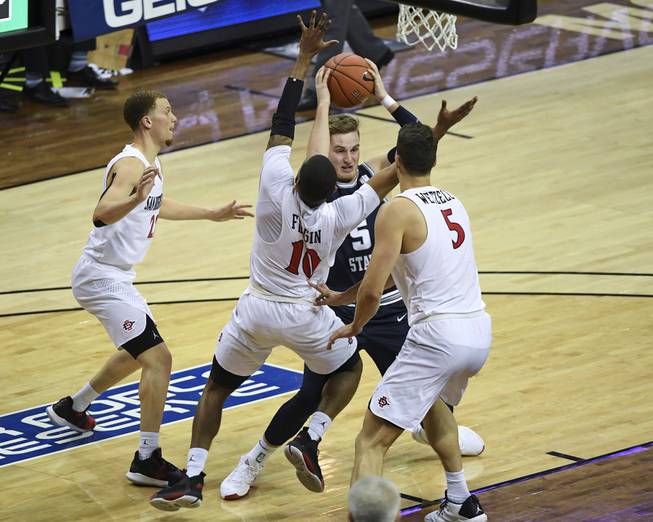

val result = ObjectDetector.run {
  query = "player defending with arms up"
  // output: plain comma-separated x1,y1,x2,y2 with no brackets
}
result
46,90,253,487
328,122,491,522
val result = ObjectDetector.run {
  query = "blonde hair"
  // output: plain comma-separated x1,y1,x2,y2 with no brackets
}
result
328,114,360,136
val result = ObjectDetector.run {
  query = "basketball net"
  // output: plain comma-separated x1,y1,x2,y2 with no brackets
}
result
396,4,458,52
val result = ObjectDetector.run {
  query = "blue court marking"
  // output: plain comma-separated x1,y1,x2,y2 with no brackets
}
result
0,362,302,468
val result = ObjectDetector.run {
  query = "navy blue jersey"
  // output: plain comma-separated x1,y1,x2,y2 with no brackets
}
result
325,163,408,374
326,163,405,309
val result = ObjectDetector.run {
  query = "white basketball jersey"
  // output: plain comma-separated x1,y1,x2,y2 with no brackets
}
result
82,144,163,269
249,146,379,300
392,186,485,325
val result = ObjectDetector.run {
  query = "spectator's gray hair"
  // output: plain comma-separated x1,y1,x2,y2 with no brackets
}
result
348,476,401,522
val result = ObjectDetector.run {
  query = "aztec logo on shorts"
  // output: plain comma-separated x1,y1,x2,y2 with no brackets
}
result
0,363,302,468
377,396,390,408
122,319,135,331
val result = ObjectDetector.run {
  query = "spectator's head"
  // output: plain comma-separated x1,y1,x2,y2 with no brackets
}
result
123,90,177,147
328,114,361,182
296,154,337,208
396,122,437,177
348,476,401,522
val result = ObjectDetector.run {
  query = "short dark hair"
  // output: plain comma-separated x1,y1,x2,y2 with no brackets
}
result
396,123,437,175
296,154,337,207
123,90,167,131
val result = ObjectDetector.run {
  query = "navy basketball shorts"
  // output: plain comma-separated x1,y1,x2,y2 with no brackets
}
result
332,302,409,376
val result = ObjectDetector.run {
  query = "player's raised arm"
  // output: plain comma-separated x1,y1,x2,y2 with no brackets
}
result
305,66,332,158
362,59,420,173
92,158,157,226
266,11,337,151
432,97,478,140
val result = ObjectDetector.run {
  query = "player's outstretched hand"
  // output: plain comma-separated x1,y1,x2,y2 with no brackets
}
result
363,58,388,101
308,280,347,306
297,10,338,58
209,200,254,222
136,166,159,202
327,323,361,350
315,66,331,106
433,97,478,139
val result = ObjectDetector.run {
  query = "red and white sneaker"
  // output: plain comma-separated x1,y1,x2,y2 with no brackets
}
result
46,396,95,433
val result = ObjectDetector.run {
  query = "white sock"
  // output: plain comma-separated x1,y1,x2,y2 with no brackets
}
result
307,411,331,441
187,448,209,478
138,431,160,460
245,438,277,466
445,470,470,504
71,383,99,412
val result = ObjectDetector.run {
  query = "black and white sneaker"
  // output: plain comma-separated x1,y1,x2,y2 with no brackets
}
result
284,427,324,492
425,492,488,521
46,396,95,432
150,471,205,511
126,448,184,487
67,66,118,89
23,82,70,107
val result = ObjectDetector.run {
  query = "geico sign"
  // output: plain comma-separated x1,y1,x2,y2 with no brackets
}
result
104,0,220,28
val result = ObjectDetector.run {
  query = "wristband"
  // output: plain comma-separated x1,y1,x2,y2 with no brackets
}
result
381,94,396,110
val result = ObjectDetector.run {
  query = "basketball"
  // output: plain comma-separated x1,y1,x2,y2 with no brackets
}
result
324,53,375,109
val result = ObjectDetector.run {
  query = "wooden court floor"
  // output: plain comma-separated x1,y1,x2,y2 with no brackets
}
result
1,46,652,521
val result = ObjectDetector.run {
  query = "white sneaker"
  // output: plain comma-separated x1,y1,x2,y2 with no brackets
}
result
424,493,487,522
412,426,485,457
220,456,264,500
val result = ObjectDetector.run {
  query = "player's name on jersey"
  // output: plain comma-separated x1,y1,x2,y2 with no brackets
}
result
0,363,302,468
291,213,322,244
415,190,456,205
144,194,163,211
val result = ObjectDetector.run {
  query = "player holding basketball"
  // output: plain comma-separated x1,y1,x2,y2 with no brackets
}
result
219,63,480,500
148,11,404,512
45,90,253,488
328,122,491,521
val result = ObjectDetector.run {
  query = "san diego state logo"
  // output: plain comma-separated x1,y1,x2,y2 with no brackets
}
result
123,319,135,331
377,396,390,408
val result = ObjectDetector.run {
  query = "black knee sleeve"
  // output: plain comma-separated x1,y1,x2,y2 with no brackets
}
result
209,357,250,391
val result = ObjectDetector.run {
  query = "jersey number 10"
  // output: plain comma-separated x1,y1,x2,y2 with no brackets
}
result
285,240,322,278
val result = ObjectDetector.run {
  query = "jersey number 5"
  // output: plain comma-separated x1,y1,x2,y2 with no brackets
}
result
286,240,321,277
441,209,465,249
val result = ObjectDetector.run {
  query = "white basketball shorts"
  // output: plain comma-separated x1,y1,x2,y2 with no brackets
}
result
215,292,358,376
370,311,492,432
71,255,154,348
